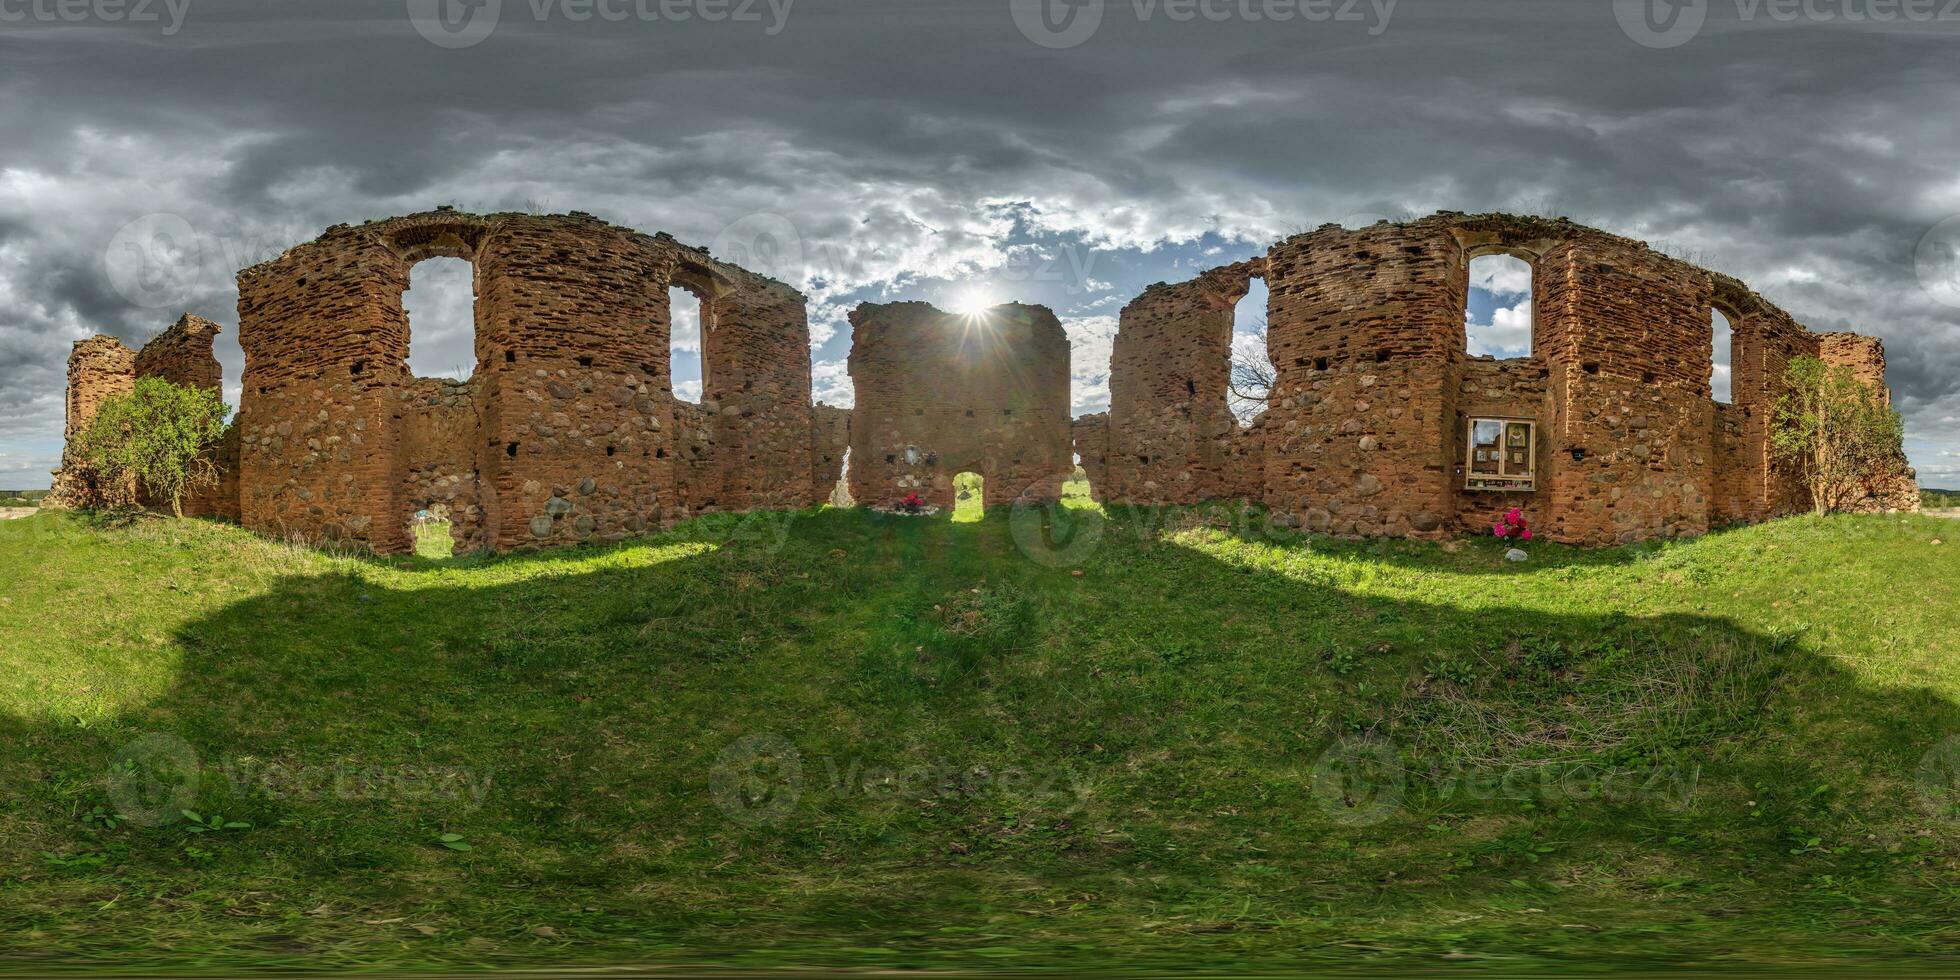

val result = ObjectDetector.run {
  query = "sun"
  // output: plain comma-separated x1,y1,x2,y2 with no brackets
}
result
949,286,998,317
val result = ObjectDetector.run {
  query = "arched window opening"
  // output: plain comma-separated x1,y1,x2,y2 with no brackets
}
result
670,285,705,404
1465,253,1534,359
1229,277,1273,425
952,471,984,523
404,257,477,380
1712,309,1734,404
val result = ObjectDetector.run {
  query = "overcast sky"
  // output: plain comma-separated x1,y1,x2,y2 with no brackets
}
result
3,0,1957,489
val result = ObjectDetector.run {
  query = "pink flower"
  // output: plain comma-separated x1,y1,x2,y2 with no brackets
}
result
1506,508,1523,525
1493,524,1505,537
1521,529,1533,541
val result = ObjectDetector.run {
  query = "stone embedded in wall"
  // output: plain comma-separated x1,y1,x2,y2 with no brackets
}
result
846,301,1072,510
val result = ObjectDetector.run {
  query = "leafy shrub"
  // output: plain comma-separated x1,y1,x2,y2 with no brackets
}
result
72,378,229,517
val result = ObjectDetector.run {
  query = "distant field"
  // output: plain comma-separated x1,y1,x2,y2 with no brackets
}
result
0,490,46,509
1925,489,1959,511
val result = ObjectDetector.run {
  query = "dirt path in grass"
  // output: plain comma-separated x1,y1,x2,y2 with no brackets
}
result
0,508,35,520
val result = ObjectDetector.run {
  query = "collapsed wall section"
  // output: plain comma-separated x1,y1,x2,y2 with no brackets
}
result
46,336,138,508
846,302,1072,509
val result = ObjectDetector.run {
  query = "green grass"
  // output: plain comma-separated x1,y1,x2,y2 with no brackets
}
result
1926,489,1960,511
1,499,1957,974
0,490,45,509
413,520,456,559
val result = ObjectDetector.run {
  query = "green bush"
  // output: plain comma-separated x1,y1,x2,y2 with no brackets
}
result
72,378,229,518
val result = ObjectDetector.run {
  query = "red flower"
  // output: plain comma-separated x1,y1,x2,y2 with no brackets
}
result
1521,529,1533,541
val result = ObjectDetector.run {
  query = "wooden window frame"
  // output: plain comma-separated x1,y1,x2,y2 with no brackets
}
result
1465,416,1537,492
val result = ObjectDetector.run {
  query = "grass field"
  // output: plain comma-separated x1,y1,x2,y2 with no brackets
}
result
0,490,45,509
1,489,1958,974
1927,489,1960,512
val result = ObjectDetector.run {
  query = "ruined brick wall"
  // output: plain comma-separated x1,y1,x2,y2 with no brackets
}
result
1070,412,1109,497
1532,226,1715,545
846,302,1072,509
1262,219,1465,537
134,314,223,393
1709,277,1817,524
669,399,718,518
1104,260,1264,504
235,208,816,555
683,258,817,511
810,403,852,503
1221,416,1266,500
1241,212,1910,545
47,336,138,508
58,207,1910,551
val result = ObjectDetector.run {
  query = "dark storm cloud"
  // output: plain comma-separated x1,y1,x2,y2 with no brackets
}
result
1,0,1957,487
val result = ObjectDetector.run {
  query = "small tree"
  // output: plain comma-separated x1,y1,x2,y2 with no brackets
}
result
73,378,230,518
1770,356,1906,516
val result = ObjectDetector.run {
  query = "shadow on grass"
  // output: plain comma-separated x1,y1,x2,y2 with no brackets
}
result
2,505,1958,974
